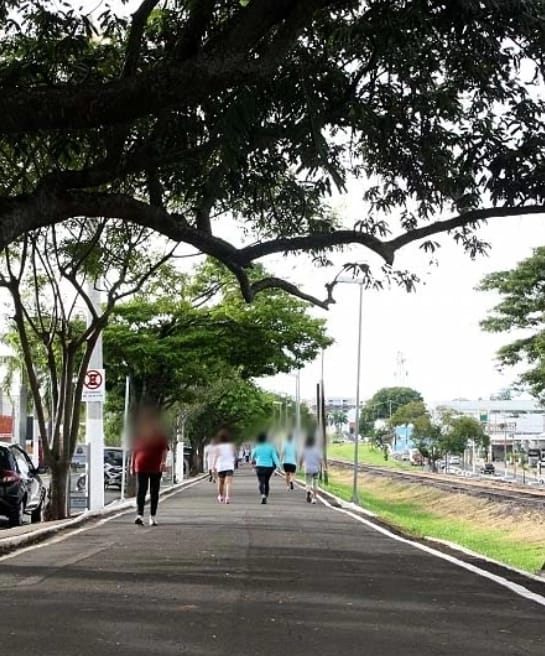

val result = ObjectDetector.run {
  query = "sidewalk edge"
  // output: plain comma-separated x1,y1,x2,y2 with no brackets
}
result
0,474,206,557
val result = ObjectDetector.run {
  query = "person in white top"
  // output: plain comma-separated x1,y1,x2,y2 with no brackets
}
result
212,429,236,504
204,437,218,483
300,434,326,504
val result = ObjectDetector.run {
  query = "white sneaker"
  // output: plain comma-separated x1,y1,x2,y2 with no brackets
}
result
149,517,158,526
134,515,144,526
217,495,224,503
311,498,317,504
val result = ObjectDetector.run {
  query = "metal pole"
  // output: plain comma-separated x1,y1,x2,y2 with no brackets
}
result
295,370,301,440
504,427,508,477
120,375,130,500
321,351,328,484
352,283,363,504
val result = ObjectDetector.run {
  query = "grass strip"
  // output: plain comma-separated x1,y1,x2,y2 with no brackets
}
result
323,476,545,574
328,443,414,471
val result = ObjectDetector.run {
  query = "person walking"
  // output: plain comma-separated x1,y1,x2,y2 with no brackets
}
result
204,437,218,483
281,433,298,490
251,433,281,504
212,429,236,504
300,434,325,504
130,407,169,526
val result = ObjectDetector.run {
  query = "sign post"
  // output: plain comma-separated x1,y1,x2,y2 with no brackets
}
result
85,284,105,511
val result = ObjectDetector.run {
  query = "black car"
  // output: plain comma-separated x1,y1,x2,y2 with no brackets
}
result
0,444,46,527
480,462,496,475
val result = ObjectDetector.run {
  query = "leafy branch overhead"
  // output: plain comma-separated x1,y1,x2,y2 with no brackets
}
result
480,246,545,401
1,1,545,303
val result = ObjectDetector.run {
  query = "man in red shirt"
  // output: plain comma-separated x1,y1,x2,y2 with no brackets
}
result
130,407,169,526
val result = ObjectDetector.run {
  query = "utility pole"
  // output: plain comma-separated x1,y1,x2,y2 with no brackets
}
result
295,370,301,440
321,350,328,484
85,283,105,511
352,282,364,504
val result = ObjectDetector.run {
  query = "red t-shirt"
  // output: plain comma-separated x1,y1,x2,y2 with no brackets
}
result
133,434,169,473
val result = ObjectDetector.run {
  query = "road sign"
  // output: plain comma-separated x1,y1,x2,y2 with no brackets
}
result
82,368,105,402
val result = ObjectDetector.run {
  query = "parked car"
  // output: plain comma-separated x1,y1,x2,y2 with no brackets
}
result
0,444,46,527
480,463,496,475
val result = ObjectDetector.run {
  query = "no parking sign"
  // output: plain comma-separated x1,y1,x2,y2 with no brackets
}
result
82,368,106,402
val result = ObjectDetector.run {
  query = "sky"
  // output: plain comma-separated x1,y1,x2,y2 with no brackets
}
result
255,211,545,405
9,0,545,406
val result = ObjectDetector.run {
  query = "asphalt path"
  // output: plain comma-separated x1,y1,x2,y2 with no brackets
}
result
0,468,543,656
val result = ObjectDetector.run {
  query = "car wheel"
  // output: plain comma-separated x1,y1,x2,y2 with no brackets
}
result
9,500,25,527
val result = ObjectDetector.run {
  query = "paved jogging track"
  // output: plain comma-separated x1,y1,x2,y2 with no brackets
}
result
0,469,543,656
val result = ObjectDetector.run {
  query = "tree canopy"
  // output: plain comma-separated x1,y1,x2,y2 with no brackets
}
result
480,246,545,400
103,260,331,409
1,1,545,303
389,400,428,427
367,387,423,420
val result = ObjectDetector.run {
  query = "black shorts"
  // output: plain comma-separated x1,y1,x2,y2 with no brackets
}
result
283,463,296,474
218,470,234,479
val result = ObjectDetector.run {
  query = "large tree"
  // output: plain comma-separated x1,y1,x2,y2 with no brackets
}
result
0,220,174,518
366,387,423,420
480,247,545,400
0,2,544,302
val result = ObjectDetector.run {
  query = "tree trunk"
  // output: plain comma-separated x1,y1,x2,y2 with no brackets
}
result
46,461,70,520
190,440,204,476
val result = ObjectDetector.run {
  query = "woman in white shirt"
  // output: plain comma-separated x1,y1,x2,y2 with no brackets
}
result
212,429,236,504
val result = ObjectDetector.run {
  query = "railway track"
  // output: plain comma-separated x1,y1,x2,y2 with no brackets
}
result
328,458,545,510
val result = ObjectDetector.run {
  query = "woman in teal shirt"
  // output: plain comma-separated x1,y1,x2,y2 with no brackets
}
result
281,434,298,491
251,433,281,504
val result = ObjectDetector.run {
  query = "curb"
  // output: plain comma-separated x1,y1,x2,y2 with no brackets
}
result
0,474,207,557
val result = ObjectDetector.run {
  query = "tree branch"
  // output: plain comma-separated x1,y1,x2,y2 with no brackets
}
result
386,206,545,252
122,0,162,78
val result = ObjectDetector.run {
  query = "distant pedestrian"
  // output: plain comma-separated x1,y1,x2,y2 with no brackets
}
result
281,434,298,490
130,406,169,526
300,434,325,504
204,437,218,483
251,433,281,504
213,429,236,504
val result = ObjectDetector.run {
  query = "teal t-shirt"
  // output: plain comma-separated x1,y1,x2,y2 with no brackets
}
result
251,443,281,468
282,441,297,465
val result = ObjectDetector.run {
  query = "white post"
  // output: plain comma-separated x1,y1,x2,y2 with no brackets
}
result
32,417,40,468
295,370,301,440
472,439,476,474
120,375,130,500
175,414,186,483
86,284,105,511
13,369,27,448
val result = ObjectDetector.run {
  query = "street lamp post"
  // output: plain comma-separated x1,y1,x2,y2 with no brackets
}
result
352,282,364,504
337,277,364,504
295,370,301,440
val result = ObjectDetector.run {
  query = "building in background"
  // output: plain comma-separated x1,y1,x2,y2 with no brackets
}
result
431,398,545,460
